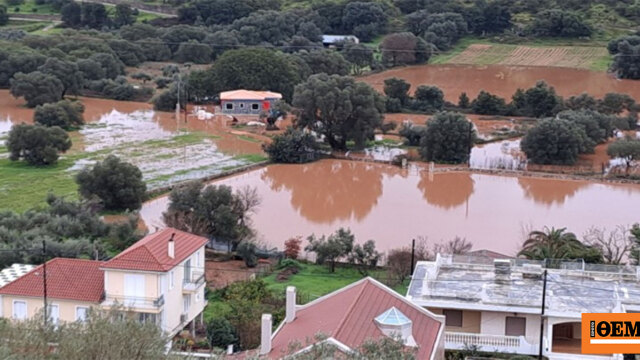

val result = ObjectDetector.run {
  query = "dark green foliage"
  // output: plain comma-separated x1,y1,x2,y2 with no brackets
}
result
88,77,148,101
519,227,603,263
161,25,208,53
511,81,562,117
263,128,320,164
177,0,280,26
174,41,212,64
207,317,239,349
0,5,8,26
565,93,597,111
471,90,507,115
467,1,511,34
0,50,47,87
630,224,640,265
119,23,158,41
162,181,259,251
34,100,85,130
10,71,64,107
410,12,467,51
607,138,640,173
136,39,172,62
113,4,135,28
608,35,640,55
613,45,640,79
204,48,301,102
521,118,587,165
76,155,147,211
597,93,637,114
77,59,106,81
380,32,431,67
297,49,350,76
108,40,146,67
293,73,385,150
203,30,241,60
81,2,109,29
305,228,355,272
0,194,142,268
88,53,125,79
342,2,386,40
458,92,470,108
38,58,84,96
237,241,258,268
348,239,381,276
399,124,426,146
342,42,373,75
383,78,411,105
61,1,81,27
528,9,591,38
557,109,613,145
6,124,71,166
386,97,402,112
152,85,179,111
419,112,476,164
412,85,444,112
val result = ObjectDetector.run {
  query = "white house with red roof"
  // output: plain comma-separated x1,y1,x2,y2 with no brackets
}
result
0,228,207,337
256,277,445,359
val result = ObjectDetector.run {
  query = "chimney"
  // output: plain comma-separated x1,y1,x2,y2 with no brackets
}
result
286,286,296,323
259,314,272,356
168,233,175,259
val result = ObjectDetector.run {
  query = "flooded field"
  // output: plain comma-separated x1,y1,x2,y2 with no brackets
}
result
0,90,265,190
140,160,640,255
360,64,640,102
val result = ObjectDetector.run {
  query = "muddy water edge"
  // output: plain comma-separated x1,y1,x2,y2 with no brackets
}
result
140,159,640,256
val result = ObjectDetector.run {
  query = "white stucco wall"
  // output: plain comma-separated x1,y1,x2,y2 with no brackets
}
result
480,311,541,344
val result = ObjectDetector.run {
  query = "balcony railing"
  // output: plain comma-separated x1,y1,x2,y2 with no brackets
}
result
183,271,205,293
103,294,165,309
445,332,537,355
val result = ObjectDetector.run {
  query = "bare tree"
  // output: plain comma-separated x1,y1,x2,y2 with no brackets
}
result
386,237,431,285
432,236,473,256
234,185,262,229
583,226,633,265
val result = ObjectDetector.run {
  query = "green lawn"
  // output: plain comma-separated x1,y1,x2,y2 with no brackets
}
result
263,262,408,304
0,155,79,212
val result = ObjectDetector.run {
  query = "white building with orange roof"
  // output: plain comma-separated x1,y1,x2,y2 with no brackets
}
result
220,89,282,116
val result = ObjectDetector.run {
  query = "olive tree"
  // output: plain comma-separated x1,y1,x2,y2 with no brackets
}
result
521,118,586,165
419,112,476,164
263,128,320,163
76,155,147,211
607,138,640,174
305,228,355,273
6,124,71,165
34,100,85,130
293,73,384,150
10,71,64,107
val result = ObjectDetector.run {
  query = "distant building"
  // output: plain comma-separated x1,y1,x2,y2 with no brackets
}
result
0,264,35,288
322,35,359,47
255,277,445,359
0,228,208,338
408,254,636,360
220,90,282,116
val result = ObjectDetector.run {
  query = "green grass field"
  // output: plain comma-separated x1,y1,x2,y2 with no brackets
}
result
5,0,56,14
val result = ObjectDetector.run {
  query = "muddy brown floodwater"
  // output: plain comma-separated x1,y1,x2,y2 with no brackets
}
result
360,64,640,102
140,159,640,256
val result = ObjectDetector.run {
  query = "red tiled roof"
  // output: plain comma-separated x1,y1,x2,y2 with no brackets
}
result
269,278,443,359
101,228,208,272
0,258,104,303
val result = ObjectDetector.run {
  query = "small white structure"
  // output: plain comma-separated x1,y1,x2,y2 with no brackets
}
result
322,35,359,46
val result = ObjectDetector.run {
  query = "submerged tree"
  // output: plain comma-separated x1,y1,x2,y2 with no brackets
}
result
10,71,64,107
293,73,384,150
263,128,320,164
607,137,640,174
6,124,71,166
419,112,476,164
34,100,85,130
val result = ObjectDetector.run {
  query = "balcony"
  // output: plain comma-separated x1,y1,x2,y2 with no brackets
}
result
445,331,538,355
182,271,205,293
102,293,165,312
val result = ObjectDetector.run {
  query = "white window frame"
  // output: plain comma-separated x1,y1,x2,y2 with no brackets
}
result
169,270,174,290
13,300,27,320
75,306,89,322
48,303,59,326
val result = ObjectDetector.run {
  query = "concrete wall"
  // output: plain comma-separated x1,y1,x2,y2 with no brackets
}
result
0,295,97,323
104,270,159,298
480,311,541,344
429,308,481,333
220,99,278,115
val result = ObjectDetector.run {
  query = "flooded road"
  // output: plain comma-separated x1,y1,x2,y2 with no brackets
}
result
360,64,640,102
140,160,640,255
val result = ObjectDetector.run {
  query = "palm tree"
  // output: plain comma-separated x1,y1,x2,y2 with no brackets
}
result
518,227,589,261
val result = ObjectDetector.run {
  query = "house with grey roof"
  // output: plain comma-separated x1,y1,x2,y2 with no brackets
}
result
407,254,635,360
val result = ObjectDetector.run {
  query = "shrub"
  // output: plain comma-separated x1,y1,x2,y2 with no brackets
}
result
237,241,258,268
206,317,238,349
398,124,426,146
471,90,507,115
521,118,586,165
278,258,301,270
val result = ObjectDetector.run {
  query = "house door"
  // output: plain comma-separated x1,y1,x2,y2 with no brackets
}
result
124,274,145,306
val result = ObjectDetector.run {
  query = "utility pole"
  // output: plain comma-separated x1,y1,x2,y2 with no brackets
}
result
538,269,548,360
410,239,416,276
42,240,48,326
